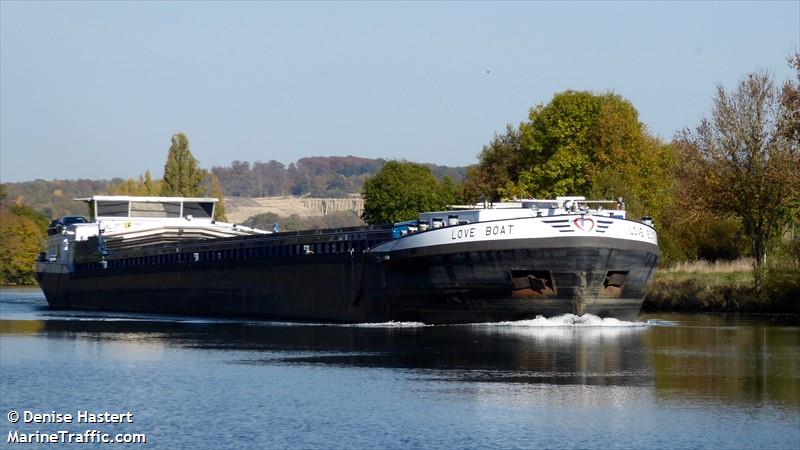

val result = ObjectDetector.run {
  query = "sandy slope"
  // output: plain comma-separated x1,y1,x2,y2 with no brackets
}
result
224,195,364,223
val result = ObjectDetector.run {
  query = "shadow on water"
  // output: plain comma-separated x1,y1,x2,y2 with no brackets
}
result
2,288,798,408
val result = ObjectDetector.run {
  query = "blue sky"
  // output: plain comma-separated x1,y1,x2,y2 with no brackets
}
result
1,1,798,182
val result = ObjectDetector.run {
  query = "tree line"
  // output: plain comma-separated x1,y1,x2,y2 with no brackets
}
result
2,157,467,219
210,156,466,198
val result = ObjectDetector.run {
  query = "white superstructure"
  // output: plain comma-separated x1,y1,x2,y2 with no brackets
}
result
43,196,269,264
375,196,656,254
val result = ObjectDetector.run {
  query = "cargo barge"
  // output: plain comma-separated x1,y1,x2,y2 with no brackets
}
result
36,195,659,323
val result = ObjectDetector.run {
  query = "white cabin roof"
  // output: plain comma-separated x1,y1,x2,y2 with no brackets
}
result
76,195,219,222
76,195,218,203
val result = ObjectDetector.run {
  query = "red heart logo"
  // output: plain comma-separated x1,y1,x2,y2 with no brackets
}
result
573,217,595,232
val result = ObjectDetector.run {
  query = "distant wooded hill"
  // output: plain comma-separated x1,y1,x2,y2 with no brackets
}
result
2,156,468,218
211,156,466,198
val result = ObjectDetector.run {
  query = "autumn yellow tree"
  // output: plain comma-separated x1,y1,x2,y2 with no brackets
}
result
106,170,161,195
0,203,47,285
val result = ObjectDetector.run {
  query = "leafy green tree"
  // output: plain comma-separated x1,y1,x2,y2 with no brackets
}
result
160,133,206,197
516,91,607,197
361,161,449,225
438,176,461,205
586,103,675,222
210,174,227,222
675,70,800,291
243,212,281,230
468,126,527,201
466,91,675,222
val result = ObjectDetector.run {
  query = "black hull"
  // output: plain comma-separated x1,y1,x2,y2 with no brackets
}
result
36,236,658,324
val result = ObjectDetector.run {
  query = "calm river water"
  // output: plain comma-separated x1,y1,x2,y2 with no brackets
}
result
1,287,798,449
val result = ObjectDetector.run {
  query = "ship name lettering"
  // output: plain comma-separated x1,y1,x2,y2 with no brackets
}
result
485,224,513,237
451,227,476,240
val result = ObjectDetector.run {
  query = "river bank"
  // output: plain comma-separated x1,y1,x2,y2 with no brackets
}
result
643,260,800,314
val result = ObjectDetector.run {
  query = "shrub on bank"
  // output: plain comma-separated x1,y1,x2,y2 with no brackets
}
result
644,272,799,314
763,269,800,314
644,278,754,312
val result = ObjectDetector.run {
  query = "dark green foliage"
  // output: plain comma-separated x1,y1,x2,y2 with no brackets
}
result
361,161,451,225
643,278,758,312
160,133,206,197
438,176,462,206
464,126,525,202
243,212,281,229
644,275,799,314
762,230,800,312
660,215,748,265
763,269,800,313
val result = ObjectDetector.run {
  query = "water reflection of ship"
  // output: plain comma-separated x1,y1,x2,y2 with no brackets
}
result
1,316,651,388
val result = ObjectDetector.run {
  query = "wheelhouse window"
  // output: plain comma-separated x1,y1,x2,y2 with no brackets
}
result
183,202,214,219
130,201,181,218
96,200,129,217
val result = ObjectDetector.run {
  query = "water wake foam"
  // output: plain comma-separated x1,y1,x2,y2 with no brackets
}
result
478,314,651,328
336,321,432,328
29,311,660,329
329,314,654,329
